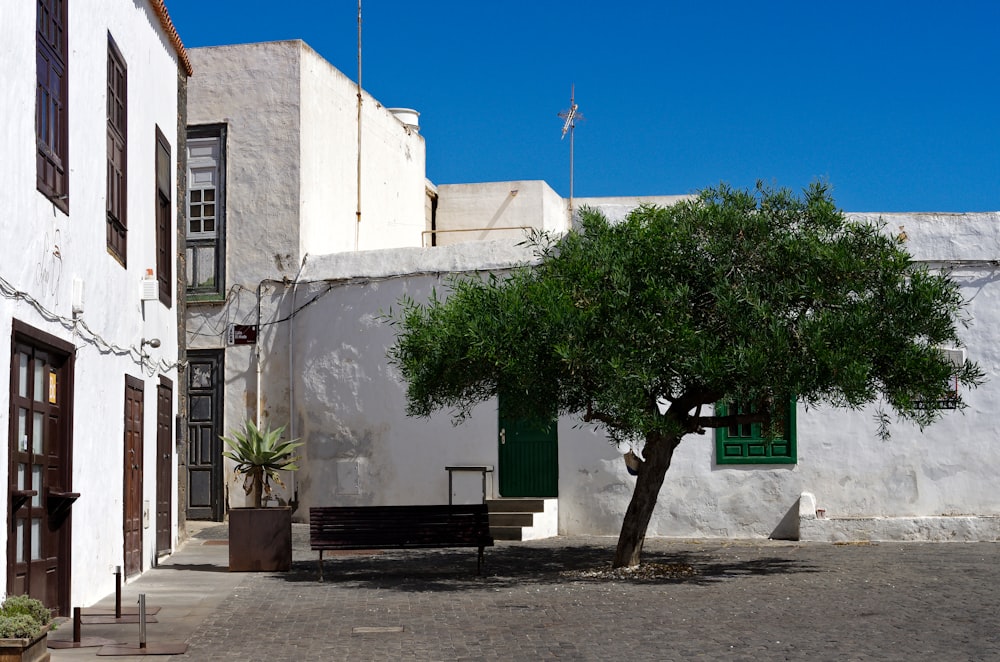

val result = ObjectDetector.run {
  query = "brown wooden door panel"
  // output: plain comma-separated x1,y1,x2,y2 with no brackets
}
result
7,323,74,616
123,376,144,577
156,379,172,554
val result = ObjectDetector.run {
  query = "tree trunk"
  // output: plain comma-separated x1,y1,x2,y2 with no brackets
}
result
251,470,263,509
612,429,681,568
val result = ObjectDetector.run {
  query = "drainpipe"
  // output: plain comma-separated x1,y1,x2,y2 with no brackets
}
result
288,254,308,507
255,280,265,432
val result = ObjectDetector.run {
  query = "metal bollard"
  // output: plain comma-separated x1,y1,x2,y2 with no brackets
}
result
138,594,147,649
115,565,122,619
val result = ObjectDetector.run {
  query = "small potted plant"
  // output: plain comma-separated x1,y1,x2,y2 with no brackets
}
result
222,419,302,572
0,594,53,662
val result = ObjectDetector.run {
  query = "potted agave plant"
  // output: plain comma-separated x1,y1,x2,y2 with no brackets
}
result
0,594,52,662
222,419,302,572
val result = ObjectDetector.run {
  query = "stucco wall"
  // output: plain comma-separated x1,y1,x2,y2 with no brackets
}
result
185,40,432,510
573,194,695,223
299,44,427,253
259,212,1000,540
187,42,303,288
0,0,181,607
434,181,568,246
794,213,1000,521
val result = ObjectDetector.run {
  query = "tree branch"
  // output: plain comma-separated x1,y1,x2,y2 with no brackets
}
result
694,409,772,429
582,402,625,429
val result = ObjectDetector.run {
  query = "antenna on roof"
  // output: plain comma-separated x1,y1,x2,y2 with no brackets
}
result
355,0,363,251
558,85,584,218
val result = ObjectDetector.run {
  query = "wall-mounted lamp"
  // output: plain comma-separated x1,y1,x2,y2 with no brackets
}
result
141,338,161,349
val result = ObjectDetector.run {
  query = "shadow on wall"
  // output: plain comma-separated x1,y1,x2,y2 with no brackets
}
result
770,497,800,540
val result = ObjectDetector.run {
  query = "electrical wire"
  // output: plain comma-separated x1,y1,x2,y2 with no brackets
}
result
0,272,180,377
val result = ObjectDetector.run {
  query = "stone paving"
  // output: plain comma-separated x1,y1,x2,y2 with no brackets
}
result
178,524,999,661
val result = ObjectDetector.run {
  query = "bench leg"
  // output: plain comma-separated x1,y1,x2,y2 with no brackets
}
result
318,550,324,582
477,546,484,575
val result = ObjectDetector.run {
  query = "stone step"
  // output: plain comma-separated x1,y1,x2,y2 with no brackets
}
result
489,512,535,527
486,498,558,542
490,526,524,541
486,498,548,514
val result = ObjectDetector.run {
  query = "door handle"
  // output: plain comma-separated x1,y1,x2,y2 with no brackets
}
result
500,428,506,445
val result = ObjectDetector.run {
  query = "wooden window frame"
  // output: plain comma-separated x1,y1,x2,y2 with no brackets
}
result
155,127,172,307
106,34,127,265
36,0,69,212
715,399,797,465
185,125,226,299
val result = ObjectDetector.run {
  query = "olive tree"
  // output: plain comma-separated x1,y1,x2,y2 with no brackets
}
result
388,182,983,568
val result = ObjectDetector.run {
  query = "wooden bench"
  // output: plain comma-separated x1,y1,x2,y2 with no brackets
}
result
309,504,495,580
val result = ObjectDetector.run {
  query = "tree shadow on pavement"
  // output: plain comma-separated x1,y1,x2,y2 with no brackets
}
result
277,541,820,592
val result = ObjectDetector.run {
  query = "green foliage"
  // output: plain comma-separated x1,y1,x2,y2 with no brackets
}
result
388,182,983,444
0,614,41,640
0,595,51,626
0,595,51,640
221,419,303,508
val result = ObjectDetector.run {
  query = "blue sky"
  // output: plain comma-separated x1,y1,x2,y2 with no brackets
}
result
167,1,999,212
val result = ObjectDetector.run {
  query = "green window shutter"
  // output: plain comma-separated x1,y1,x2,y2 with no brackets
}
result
715,399,797,465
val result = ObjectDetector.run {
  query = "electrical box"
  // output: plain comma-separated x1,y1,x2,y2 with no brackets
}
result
71,277,84,315
939,347,966,367
140,275,158,301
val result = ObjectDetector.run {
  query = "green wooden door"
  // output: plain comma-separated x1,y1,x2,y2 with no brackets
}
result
498,398,558,497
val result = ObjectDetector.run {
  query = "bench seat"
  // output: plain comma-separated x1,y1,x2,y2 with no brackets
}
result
309,504,494,580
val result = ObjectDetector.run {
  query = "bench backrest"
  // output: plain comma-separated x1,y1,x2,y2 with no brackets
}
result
310,504,493,548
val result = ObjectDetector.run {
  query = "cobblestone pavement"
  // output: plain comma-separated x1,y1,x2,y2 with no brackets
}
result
183,525,999,661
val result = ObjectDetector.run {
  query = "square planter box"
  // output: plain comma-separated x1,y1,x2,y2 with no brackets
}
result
228,507,292,572
0,624,50,662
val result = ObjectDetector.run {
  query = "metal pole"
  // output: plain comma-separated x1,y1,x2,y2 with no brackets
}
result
138,594,147,649
569,84,576,217
355,0,363,250
115,566,122,619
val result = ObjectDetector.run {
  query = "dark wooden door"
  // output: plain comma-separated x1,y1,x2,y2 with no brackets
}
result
498,396,558,497
156,378,172,555
123,376,144,577
8,323,74,616
186,351,224,520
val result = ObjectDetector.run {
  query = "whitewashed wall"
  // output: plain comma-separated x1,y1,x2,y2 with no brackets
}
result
299,43,428,253
434,181,568,246
187,39,428,271
186,42,428,507
0,1,181,607
261,213,1000,541
573,195,694,223
187,42,303,289
794,213,1000,540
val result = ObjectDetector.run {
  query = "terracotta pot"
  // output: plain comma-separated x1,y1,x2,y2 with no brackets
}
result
228,507,292,572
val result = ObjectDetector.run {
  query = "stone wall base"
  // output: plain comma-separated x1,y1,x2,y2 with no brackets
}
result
796,492,1000,542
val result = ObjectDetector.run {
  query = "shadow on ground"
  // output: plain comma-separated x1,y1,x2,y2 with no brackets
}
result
184,522,819,592
279,543,819,592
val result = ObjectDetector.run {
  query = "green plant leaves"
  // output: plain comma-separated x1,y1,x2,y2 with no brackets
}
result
221,419,303,507
387,181,983,443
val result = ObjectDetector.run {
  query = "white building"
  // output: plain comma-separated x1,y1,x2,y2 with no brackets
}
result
180,39,684,520
0,0,189,613
183,40,431,517
183,38,1000,545
286,211,1000,543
